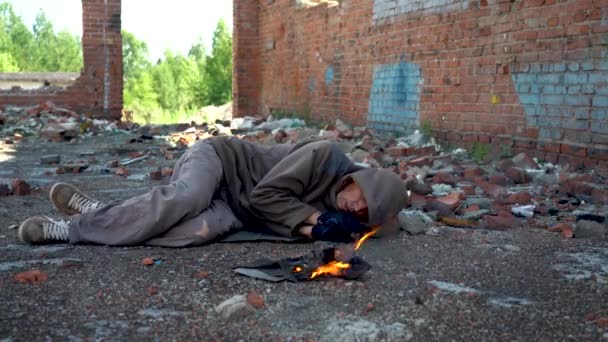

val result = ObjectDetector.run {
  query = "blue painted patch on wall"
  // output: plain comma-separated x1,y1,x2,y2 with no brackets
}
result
325,67,334,86
511,60,608,141
367,62,422,133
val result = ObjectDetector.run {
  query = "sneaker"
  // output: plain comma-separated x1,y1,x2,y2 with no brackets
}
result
50,182,103,215
18,216,70,244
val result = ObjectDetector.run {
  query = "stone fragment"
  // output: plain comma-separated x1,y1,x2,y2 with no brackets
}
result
408,156,433,167
61,162,89,173
511,205,535,218
466,198,493,210
459,184,476,196
40,154,61,165
561,227,574,238
0,183,10,196
14,269,48,284
480,182,508,198
424,200,455,218
274,129,288,143
387,147,409,157
488,174,508,186
575,220,607,239
11,179,31,196
483,215,516,230
505,192,532,205
591,187,608,205
436,192,463,212
149,168,163,181
512,152,539,169
409,192,428,209
496,159,515,172
398,210,429,235
142,257,154,266
462,209,490,220
162,168,174,177
215,295,255,321
432,172,457,186
246,292,265,309
463,166,485,181
410,182,432,195
115,167,129,176
548,223,573,233
439,216,478,228
505,167,531,184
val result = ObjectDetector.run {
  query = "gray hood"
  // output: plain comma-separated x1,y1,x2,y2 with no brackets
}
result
349,168,408,226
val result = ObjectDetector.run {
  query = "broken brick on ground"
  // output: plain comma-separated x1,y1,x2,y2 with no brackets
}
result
1,103,606,241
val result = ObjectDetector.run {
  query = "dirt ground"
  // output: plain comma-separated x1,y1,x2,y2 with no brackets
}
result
1,131,607,341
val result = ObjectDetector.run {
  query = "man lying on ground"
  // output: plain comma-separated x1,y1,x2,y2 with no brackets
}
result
18,136,408,246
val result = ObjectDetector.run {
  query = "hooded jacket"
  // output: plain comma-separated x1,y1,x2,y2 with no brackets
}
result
208,136,408,237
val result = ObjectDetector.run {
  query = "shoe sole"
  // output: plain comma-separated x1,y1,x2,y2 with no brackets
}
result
18,216,39,243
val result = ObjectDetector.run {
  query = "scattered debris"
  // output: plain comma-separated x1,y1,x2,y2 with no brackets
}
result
0,183,10,196
215,294,256,321
246,291,265,309
14,269,48,284
40,154,61,165
149,168,163,181
11,179,31,196
1,104,606,242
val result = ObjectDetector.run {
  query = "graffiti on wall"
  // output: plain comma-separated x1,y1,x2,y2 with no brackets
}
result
373,0,471,21
511,61,608,141
367,62,422,133
325,66,334,86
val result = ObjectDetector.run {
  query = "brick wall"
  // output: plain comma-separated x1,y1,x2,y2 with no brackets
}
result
234,0,608,167
0,0,123,120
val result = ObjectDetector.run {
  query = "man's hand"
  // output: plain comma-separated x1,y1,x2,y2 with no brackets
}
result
310,211,366,242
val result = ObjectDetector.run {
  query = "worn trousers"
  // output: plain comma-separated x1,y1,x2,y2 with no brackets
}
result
68,141,243,247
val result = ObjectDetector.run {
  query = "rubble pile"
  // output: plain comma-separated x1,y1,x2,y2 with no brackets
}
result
0,101,134,143
1,104,607,240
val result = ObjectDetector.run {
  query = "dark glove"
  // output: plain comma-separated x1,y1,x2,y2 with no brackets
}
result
311,211,366,242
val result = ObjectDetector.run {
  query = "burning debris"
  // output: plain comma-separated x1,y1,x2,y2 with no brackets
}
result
234,228,380,282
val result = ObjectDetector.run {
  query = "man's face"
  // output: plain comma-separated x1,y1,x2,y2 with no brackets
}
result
336,182,367,214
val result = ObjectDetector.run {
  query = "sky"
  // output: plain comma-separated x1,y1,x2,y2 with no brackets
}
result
4,0,233,61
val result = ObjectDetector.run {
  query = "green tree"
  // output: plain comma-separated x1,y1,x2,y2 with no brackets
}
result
205,19,233,105
0,6,18,71
1,2,34,70
188,38,208,107
122,29,150,80
53,30,82,71
153,50,179,110
0,4,81,72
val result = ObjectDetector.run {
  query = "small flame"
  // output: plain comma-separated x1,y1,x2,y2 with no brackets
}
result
310,261,350,279
308,227,380,280
354,226,380,251
293,266,303,273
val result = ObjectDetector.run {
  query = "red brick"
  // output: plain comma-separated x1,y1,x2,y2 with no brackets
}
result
387,147,409,157
505,192,532,205
481,182,508,198
463,166,485,181
488,174,508,186
150,168,163,181
11,179,31,196
496,159,515,172
436,192,463,212
505,167,531,184
432,172,458,186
